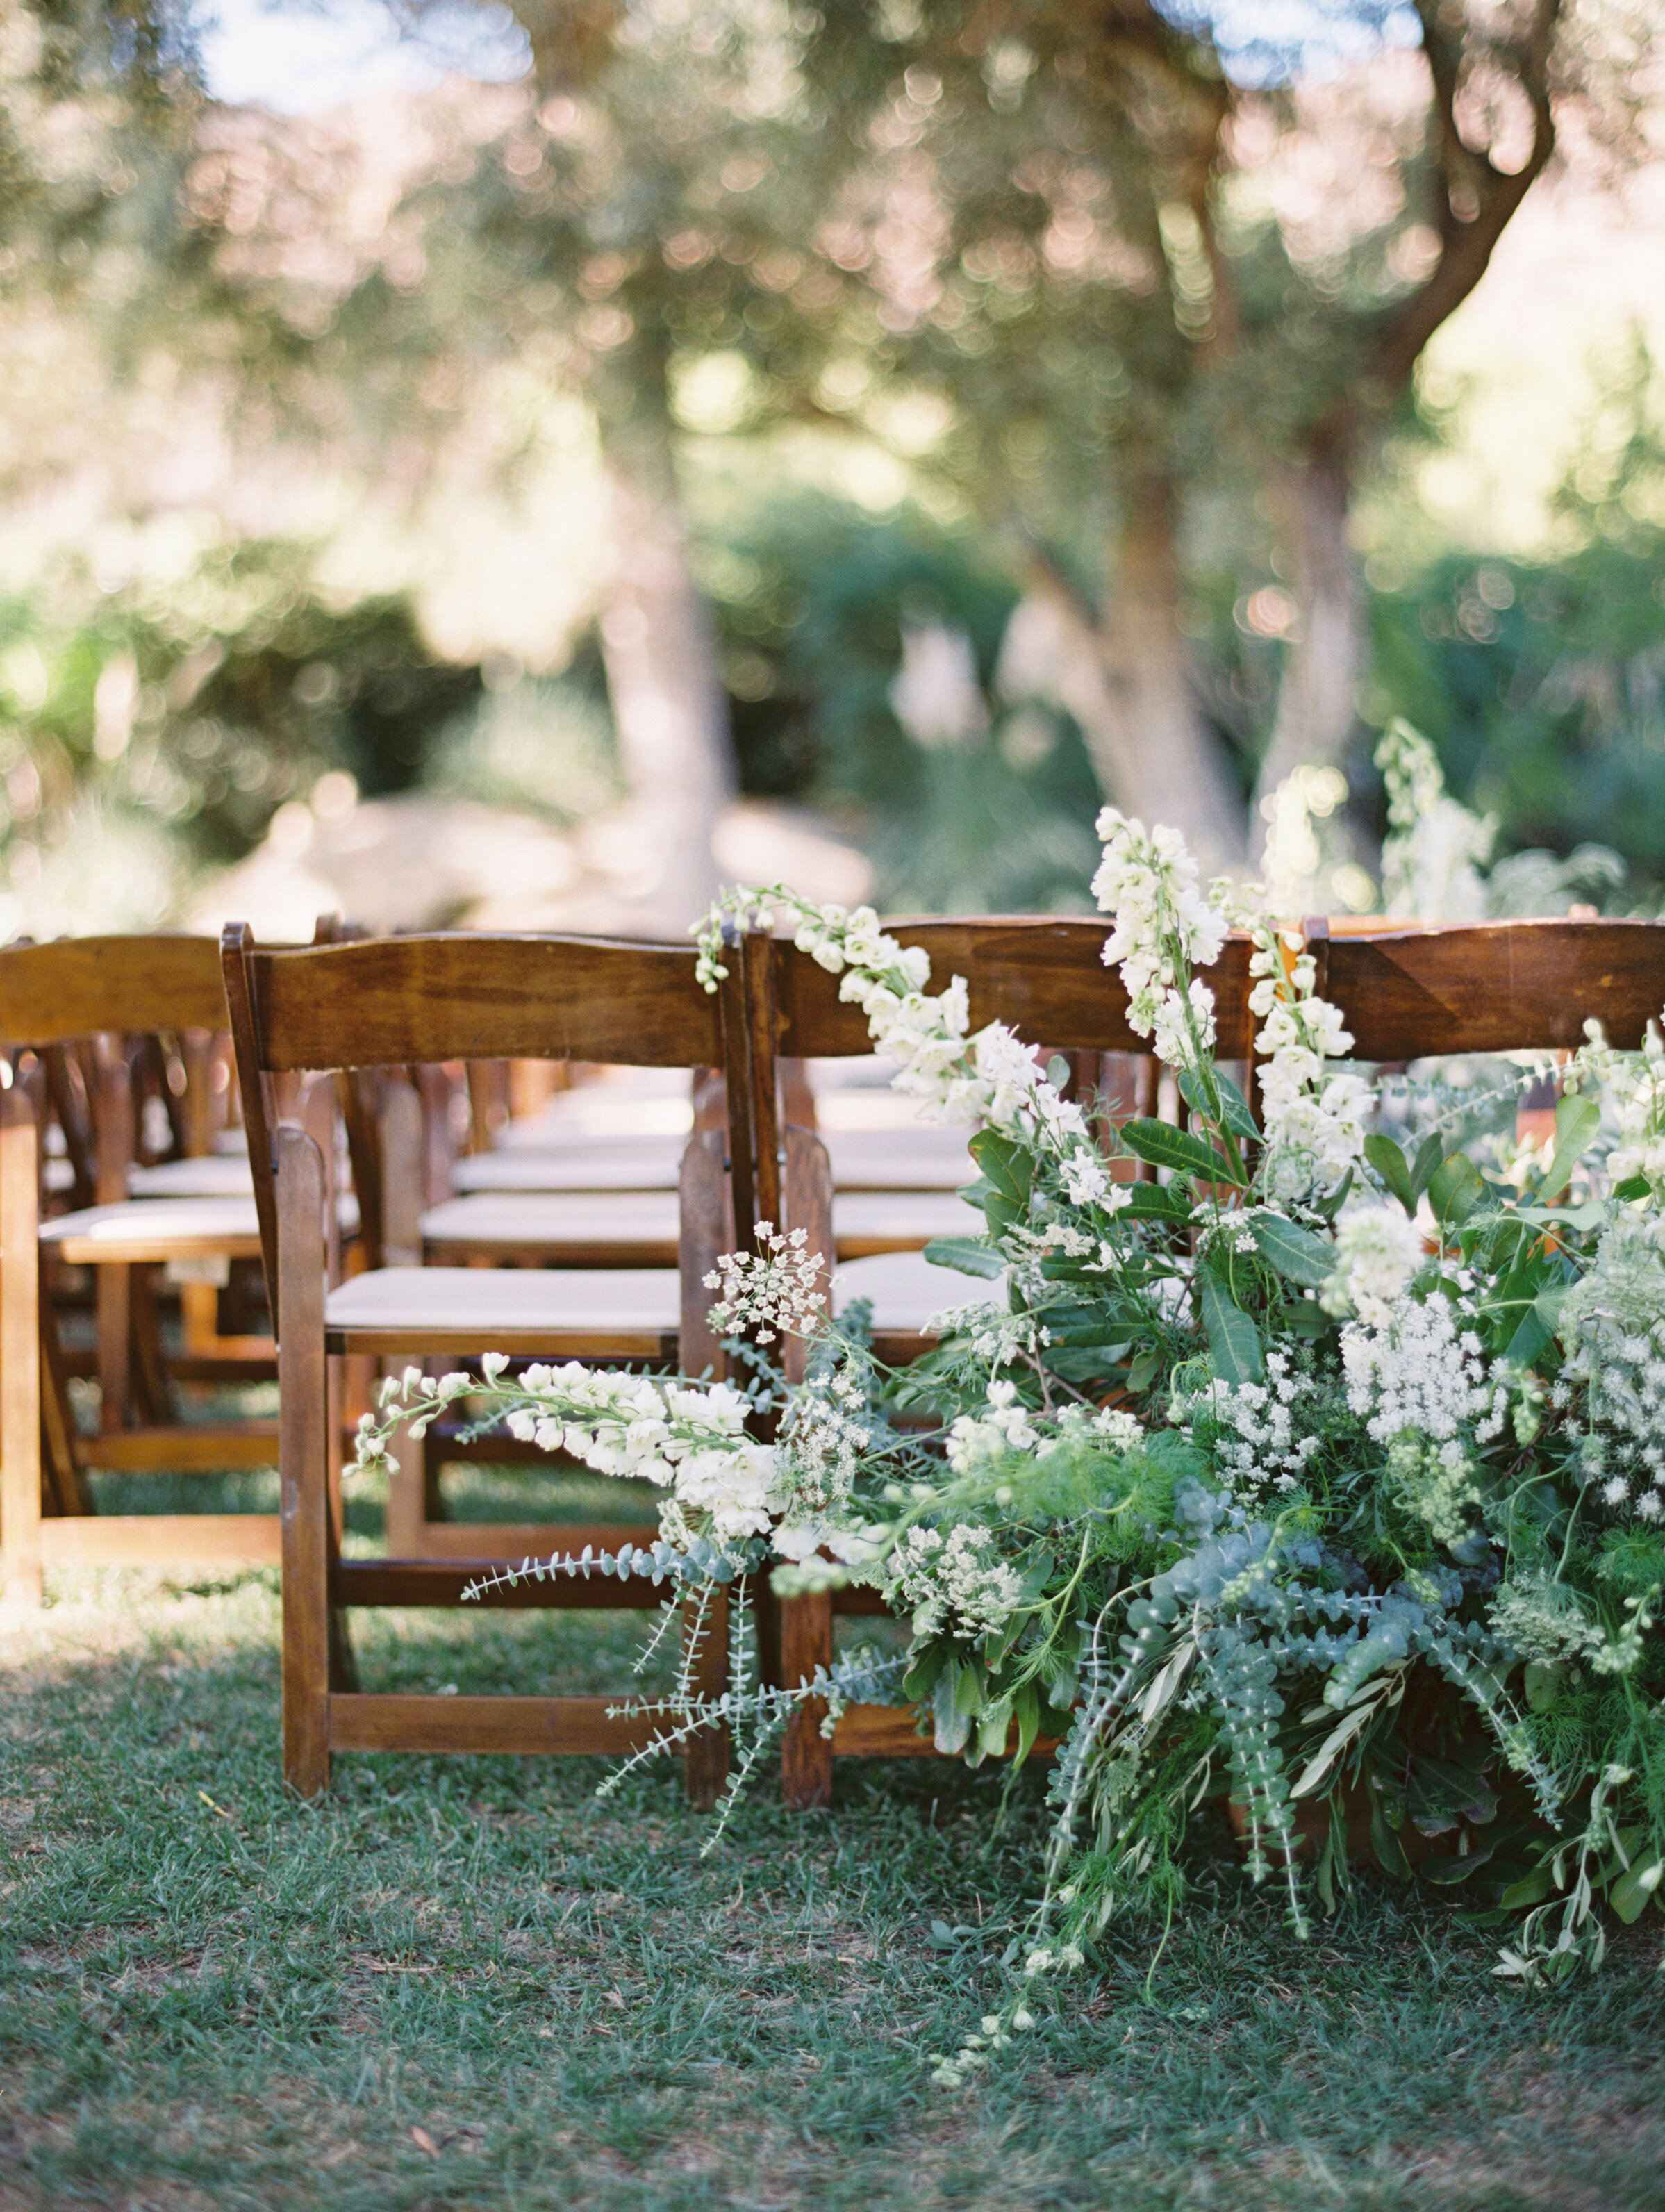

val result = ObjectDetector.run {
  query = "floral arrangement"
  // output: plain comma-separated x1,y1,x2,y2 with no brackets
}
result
357,810,1665,2072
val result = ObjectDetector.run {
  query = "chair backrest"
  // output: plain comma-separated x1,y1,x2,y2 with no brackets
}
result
740,918,1255,1225
1306,916,1665,1057
222,925,756,1307
0,935,229,1047
0,935,235,1209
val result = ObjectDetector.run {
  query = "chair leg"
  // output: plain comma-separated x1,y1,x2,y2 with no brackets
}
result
0,1095,43,1608
128,1265,172,1426
780,1592,834,1809
39,1312,91,1519
277,1128,333,1798
681,1582,730,1811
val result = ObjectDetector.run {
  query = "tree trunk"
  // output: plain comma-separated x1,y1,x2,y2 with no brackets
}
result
593,364,734,934
1005,473,1248,869
1251,446,1361,821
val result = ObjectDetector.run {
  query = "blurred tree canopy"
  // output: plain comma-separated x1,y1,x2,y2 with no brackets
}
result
1,0,1663,932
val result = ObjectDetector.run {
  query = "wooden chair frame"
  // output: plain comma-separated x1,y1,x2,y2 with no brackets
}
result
0,936,290,1608
221,925,762,1802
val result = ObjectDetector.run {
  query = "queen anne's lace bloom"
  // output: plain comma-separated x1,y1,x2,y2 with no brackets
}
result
1340,1294,1505,1447
883,1521,1025,1641
704,1221,825,1344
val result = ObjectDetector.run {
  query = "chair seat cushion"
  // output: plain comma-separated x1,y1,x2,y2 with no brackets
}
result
421,1191,679,1247
831,1250,1000,1332
324,1265,683,1334
41,1191,356,1260
129,1156,256,1199
452,1141,686,1194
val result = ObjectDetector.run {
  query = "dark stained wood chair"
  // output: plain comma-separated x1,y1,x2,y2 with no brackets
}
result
220,925,760,1803
0,935,313,1608
733,918,1256,1805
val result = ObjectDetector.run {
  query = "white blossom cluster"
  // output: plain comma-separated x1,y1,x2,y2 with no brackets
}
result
1093,808,1228,1077
1579,1014,1665,1196
944,1378,1040,1473
359,1358,785,1551
1181,1348,1326,1501
1320,1204,1426,1330
704,1221,825,1345
1247,922,1372,1203
1558,1210,1665,1520
697,886,1122,1218
1340,1293,1508,1448
881,1520,1025,1641
776,1357,872,1540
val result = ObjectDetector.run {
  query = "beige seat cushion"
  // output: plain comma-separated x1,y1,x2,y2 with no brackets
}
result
129,1155,256,1200
452,1141,686,1194
831,1250,1000,1333
41,1191,356,1260
324,1264,682,1334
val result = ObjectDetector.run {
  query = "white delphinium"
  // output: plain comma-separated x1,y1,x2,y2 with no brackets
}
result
1321,1205,1426,1330
1093,808,1229,1078
1340,1293,1507,1446
696,886,1116,1219
1577,1014,1665,1198
883,1521,1025,1641
704,1221,825,1344
1247,921,1373,1202
1559,1210,1665,1517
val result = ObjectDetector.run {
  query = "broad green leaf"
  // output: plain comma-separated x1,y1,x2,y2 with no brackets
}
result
1198,1267,1264,1384
1539,1092,1602,1204
1410,1134,1444,1203
1046,1054,1072,1092
977,1697,1013,1760
1364,1133,1416,1215
1498,1867,1554,1910
1180,1066,1259,1143
921,1235,1005,1280
1120,1117,1245,1185
969,1128,1032,1206
1314,1166,1355,1223
1011,1681,1041,1767
1614,1172,1652,1203
1250,1212,1336,1288
1428,1150,1484,1228
1116,1182,1196,1221
1126,1344,1163,1393
1609,1855,1664,1924
933,1666,972,1755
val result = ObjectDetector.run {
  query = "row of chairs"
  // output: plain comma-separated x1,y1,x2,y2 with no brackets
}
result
4,911,1663,1815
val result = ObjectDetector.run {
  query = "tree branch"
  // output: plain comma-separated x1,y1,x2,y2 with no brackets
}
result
1368,0,1562,392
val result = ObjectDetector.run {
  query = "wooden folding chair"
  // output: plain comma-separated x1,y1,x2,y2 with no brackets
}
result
219,925,760,1802
734,917,1257,1805
0,935,321,1608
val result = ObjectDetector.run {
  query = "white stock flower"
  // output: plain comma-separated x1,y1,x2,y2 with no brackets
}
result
1321,1205,1423,1331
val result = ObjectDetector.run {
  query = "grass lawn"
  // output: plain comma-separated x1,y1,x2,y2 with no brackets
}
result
3,1469,1664,2211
